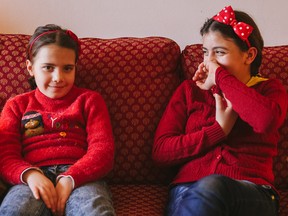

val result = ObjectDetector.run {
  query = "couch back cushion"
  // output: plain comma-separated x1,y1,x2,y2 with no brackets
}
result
182,44,288,190
0,34,181,184
76,37,181,184
0,34,31,110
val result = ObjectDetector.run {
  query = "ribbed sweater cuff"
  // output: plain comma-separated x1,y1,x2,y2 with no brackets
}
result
20,167,43,184
205,122,226,145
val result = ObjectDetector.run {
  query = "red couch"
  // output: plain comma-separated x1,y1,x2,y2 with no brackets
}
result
0,34,287,215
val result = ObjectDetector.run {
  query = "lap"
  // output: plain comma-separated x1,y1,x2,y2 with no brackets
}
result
0,181,115,216
0,184,51,216
167,174,279,216
66,181,115,216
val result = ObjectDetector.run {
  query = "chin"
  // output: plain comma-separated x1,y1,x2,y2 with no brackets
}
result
45,93,64,99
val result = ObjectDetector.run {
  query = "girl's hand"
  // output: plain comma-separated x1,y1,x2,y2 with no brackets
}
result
55,177,73,216
23,169,58,213
214,93,238,135
192,62,207,84
193,61,219,90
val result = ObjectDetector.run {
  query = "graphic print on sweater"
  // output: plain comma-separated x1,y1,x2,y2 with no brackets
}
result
21,111,44,137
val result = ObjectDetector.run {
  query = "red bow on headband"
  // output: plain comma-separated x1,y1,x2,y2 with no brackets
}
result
213,6,253,47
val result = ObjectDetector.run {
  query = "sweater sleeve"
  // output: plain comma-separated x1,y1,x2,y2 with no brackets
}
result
0,99,32,185
153,81,226,166
61,93,115,188
215,67,287,133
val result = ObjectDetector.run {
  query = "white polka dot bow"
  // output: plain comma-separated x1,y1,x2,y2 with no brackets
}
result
213,5,254,47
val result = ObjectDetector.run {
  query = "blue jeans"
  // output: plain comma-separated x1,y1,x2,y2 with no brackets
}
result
167,174,279,216
0,165,115,216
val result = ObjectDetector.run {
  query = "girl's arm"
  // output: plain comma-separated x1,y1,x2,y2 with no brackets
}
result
216,67,287,133
152,81,226,166
0,99,58,213
0,100,32,184
60,93,115,188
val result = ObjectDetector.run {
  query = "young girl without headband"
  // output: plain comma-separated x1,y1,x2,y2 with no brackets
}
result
0,24,115,216
153,5,287,216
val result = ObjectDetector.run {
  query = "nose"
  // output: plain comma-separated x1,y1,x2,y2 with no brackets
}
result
205,52,215,62
203,53,216,68
52,69,63,83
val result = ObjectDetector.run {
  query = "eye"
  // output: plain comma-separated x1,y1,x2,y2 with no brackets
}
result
42,65,54,72
215,49,226,55
202,49,208,56
63,65,74,72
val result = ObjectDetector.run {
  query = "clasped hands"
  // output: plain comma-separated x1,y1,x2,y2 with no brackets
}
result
193,61,238,135
23,169,73,216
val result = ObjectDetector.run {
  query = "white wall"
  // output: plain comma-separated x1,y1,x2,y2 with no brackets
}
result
1,0,287,49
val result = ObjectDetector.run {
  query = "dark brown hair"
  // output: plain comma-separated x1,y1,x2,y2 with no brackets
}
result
200,10,264,75
27,24,80,63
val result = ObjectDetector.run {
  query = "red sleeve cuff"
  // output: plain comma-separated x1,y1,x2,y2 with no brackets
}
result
205,121,226,145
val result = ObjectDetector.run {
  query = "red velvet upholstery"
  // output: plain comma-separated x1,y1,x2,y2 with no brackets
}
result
182,44,288,216
0,34,287,215
110,184,168,215
0,35,31,110
75,37,181,185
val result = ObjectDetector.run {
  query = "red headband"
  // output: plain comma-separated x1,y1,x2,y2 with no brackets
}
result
213,5,253,47
29,29,81,58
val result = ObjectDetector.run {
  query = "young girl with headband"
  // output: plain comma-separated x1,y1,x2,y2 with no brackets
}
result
0,24,115,216
153,5,287,215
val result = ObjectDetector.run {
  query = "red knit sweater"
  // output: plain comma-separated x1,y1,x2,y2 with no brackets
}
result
153,67,287,188
0,86,114,188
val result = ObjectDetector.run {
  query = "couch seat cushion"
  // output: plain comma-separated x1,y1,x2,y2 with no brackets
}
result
110,184,168,216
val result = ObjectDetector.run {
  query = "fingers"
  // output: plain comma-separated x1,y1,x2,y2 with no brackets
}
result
27,172,58,213
214,93,224,110
193,62,207,82
214,93,238,135
193,61,217,90
40,186,58,213
56,196,66,216
214,93,229,110
55,178,73,216
31,187,40,200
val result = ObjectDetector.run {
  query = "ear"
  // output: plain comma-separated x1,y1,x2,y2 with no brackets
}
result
245,47,257,65
26,60,34,76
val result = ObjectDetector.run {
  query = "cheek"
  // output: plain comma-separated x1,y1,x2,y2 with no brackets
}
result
215,56,230,68
68,77,75,85
67,72,76,83
34,74,49,85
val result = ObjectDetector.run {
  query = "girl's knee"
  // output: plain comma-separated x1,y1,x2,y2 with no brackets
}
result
66,181,115,216
0,187,49,216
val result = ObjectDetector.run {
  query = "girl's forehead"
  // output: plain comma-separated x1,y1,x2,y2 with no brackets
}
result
34,44,76,63
203,31,225,41
203,31,235,46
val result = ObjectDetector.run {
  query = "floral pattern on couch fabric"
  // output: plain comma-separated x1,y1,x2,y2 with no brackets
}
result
0,34,31,110
75,37,181,185
75,37,182,215
181,44,288,216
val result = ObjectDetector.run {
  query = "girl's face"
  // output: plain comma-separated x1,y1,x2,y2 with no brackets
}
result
26,44,76,99
202,31,254,84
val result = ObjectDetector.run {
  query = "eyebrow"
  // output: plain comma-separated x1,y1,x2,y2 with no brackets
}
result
203,46,228,50
41,63,76,67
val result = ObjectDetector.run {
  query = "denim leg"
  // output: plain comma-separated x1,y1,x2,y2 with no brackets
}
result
65,181,115,216
167,174,279,216
0,184,51,216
